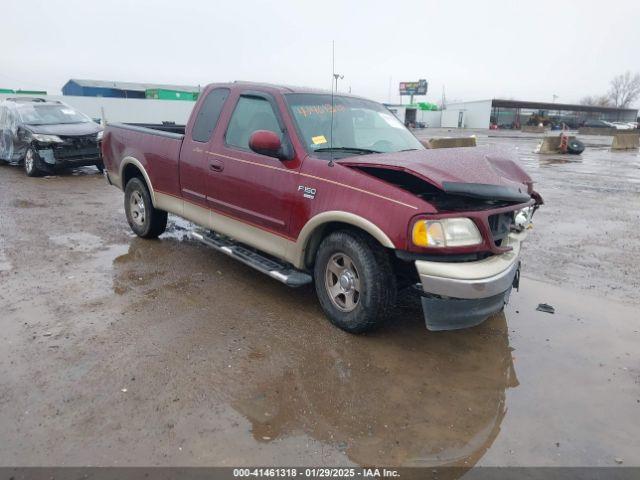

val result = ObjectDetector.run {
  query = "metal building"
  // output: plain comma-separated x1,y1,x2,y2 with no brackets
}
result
62,79,200,99
445,99,638,129
488,99,638,129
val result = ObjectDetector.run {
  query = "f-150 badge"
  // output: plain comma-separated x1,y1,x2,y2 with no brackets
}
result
298,185,316,199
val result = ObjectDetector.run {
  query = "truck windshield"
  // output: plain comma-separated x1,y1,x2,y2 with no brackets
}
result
285,93,424,156
17,104,92,125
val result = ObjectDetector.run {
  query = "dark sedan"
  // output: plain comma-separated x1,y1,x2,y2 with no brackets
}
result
0,97,103,176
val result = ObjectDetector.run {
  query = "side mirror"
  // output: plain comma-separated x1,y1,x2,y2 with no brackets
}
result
249,130,286,160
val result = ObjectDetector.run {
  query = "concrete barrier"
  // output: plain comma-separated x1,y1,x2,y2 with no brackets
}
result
537,136,577,154
611,133,640,150
521,125,545,133
428,137,477,149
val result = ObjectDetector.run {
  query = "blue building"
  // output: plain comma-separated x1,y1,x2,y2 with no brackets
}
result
62,79,199,98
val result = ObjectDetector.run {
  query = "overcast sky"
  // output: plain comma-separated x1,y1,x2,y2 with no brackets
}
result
2,0,638,105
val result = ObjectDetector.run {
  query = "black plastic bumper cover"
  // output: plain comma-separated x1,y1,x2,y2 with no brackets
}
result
421,288,512,331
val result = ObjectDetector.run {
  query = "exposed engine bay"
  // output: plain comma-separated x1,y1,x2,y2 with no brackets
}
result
351,166,526,212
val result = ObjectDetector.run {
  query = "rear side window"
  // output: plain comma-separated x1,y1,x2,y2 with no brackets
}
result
225,96,282,150
191,88,229,143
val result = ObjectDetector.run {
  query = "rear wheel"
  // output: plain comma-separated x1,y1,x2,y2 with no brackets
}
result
314,230,396,333
124,177,167,238
24,147,40,177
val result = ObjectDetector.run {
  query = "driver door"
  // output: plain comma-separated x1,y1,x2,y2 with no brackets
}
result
204,92,300,237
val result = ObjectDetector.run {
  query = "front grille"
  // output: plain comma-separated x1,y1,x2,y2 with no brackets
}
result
52,135,100,161
59,134,98,147
488,212,514,247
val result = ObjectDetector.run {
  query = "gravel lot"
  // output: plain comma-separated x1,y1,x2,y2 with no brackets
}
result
0,132,639,468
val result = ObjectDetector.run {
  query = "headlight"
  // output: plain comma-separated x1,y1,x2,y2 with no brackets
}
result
96,131,104,141
412,218,482,248
513,207,534,231
31,133,63,143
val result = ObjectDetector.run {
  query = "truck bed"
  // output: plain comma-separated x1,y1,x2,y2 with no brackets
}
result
109,122,186,138
102,122,184,198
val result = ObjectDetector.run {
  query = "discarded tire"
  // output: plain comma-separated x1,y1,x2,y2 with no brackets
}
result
567,139,585,155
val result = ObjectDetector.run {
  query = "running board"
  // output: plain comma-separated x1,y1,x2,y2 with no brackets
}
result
189,230,312,287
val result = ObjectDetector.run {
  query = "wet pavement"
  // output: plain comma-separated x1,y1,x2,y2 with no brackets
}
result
0,135,639,468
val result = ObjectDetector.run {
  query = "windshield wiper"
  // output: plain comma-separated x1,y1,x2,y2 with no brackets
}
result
25,122,84,126
314,147,381,155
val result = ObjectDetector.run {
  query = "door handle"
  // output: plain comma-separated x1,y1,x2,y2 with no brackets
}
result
209,160,224,172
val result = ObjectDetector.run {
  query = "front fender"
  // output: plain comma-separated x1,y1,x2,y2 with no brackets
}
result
294,211,395,268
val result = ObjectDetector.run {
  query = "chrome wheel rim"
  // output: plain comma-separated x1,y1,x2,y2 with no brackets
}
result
129,190,146,226
325,252,360,312
25,149,34,173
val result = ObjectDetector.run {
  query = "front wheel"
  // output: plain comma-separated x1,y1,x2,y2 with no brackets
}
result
124,177,167,238
24,147,41,177
314,230,397,333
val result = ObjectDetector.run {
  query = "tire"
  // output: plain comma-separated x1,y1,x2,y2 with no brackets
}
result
124,177,167,238
567,139,585,155
24,147,41,177
314,230,397,333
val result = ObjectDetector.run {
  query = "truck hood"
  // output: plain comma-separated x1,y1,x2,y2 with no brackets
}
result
24,122,102,136
338,146,534,203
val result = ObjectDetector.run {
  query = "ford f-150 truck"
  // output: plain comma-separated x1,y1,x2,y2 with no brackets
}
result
102,81,542,333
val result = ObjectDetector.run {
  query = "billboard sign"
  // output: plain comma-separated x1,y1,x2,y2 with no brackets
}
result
399,79,428,96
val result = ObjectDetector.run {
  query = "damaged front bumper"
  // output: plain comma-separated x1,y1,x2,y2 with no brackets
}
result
36,146,102,171
415,231,525,331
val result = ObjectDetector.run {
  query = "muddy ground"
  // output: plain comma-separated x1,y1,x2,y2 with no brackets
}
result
0,132,639,468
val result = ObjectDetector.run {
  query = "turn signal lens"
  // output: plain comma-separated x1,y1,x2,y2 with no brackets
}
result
412,218,482,248
412,220,427,246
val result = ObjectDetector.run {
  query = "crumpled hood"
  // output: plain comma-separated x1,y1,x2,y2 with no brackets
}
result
25,122,102,136
338,146,534,198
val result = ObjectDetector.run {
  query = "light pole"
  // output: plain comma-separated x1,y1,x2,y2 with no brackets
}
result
333,73,344,92
331,40,343,93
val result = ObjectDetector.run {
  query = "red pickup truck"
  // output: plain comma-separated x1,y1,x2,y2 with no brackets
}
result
102,81,542,333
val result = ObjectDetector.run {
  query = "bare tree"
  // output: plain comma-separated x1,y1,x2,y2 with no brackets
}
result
608,71,640,108
580,95,612,107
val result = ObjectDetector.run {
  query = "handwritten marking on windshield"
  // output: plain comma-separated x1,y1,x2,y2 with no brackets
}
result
296,104,346,117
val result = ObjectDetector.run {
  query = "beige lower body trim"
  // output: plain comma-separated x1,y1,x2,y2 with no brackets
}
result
155,192,298,265
155,193,399,270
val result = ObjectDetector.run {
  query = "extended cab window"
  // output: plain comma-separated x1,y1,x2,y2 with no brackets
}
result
225,96,282,150
191,88,229,143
